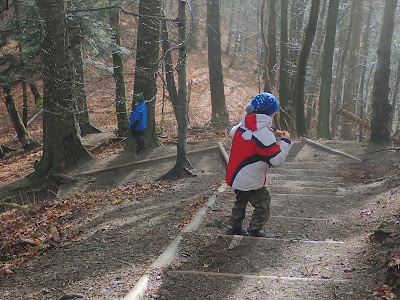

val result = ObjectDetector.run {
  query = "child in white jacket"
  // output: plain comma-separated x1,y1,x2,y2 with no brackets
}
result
225,92,291,238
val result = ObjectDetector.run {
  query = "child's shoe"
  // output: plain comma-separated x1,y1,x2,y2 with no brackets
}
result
248,229,275,238
225,225,250,236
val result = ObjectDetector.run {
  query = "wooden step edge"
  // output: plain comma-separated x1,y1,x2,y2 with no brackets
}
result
269,174,343,180
271,194,344,198
270,185,339,191
270,215,330,221
168,270,347,283
189,233,346,244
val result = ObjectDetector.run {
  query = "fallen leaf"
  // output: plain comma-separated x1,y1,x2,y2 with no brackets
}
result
112,199,123,205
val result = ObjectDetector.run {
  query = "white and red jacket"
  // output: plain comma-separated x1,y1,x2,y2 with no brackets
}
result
226,114,292,191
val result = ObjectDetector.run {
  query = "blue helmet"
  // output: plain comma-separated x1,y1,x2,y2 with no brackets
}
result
246,92,279,115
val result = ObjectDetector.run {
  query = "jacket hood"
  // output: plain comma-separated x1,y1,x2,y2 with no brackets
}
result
230,114,273,140
243,113,272,131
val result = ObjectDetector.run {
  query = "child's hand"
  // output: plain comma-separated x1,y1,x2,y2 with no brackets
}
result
278,130,290,139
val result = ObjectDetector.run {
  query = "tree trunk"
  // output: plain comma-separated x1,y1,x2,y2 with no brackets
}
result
188,0,199,50
239,2,251,64
162,20,178,117
228,0,244,68
261,0,272,92
109,5,129,132
317,0,340,139
358,60,367,142
207,0,230,127
267,0,277,86
331,4,353,138
292,0,320,137
161,1,194,178
69,20,101,137
341,0,363,140
365,62,376,115
3,86,39,151
225,1,236,55
22,82,28,127
279,0,292,131
389,60,400,133
34,0,92,178
130,0,162,151
289,0,307,77
0,0,8,13
15,0,28,127
28,82,43,108
306,0,328,130
175,0,191,173
370,0,398,146
357,3,372,142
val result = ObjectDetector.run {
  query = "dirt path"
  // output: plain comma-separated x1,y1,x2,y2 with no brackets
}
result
134,141,393,299
1,140,399,299
1,142,226,299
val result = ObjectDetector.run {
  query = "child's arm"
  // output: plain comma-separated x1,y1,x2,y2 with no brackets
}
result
128,111,139,128
256,130,291,167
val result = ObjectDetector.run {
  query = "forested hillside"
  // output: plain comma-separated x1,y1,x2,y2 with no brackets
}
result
0,0,399,176
0,1,400,299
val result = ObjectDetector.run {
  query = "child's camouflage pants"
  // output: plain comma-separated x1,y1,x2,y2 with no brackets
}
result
229,187,271,231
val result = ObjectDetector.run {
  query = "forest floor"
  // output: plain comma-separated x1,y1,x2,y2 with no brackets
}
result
0,49,400,299
0,135,399,300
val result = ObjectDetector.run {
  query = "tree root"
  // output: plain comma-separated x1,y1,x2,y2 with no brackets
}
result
0,202,30,215
158,166,197,181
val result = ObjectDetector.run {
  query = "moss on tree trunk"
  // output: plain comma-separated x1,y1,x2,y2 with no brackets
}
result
3,86,39,151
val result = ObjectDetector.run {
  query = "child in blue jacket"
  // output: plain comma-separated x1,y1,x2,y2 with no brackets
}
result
129,93,147,154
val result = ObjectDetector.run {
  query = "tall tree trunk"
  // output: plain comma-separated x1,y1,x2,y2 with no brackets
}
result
228,0,244,68
22,82,28,127
3,86,39,151
370,0,398,145
364,63,376,115
0,0,8,13
306,0,328,130
389,60,400,133
188,0,199,50
161,1,194,178
238,1,249,64
28,82,43,108
109,5,129,132
331,4,353,138
289,0,307,77
15,0,28,127
261,0,272,92
317,0,340,139
207,0,230,127
175,0,191,173
279,0,292,131
34,0,92,178
358,60,367,142
267,0,277,86
162,20,178,117
341,0,363,140
69,20,101,136
130,0,162,151
225,1,236,55
292,0,320,137
357,3,372,142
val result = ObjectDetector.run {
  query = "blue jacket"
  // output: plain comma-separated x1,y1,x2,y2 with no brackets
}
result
128,102,147,131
